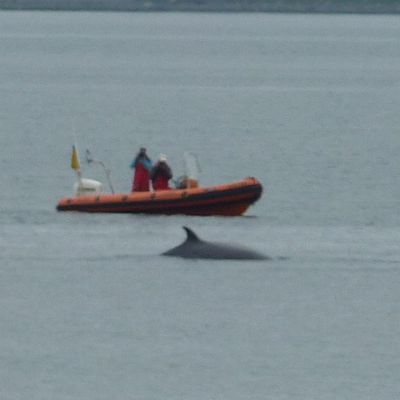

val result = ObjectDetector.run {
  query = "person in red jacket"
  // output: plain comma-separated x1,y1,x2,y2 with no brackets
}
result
130,147,152,192
151,154,173,191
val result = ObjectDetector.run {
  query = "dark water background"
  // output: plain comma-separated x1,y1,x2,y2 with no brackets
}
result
1,12,399,399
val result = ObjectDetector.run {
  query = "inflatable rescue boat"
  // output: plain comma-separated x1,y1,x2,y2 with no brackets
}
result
57,148,263,216
56,177,262,216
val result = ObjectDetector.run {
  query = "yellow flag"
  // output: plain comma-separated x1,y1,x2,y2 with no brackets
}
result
71,145,80,171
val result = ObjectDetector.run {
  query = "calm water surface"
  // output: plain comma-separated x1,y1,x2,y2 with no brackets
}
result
0,11,400,399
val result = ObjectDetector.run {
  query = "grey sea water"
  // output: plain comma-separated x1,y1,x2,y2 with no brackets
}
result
1,11,400,399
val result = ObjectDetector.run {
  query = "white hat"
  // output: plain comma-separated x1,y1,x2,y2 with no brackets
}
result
159,154,167,162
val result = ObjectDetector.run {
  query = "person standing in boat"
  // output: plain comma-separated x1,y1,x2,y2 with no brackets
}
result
151,154,173,191
130,147,153,192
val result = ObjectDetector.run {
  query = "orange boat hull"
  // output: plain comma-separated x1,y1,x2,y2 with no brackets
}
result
56,177,262,216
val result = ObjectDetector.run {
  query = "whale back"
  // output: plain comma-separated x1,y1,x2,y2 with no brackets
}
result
163,226,269,260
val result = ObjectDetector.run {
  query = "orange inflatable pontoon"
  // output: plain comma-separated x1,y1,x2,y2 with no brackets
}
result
56,177,262,216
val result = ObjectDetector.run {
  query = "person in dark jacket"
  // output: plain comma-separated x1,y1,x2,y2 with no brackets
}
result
151,154,173,191
130,147,152,192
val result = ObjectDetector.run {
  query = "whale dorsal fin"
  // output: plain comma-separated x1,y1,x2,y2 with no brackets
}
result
183,226,200,242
